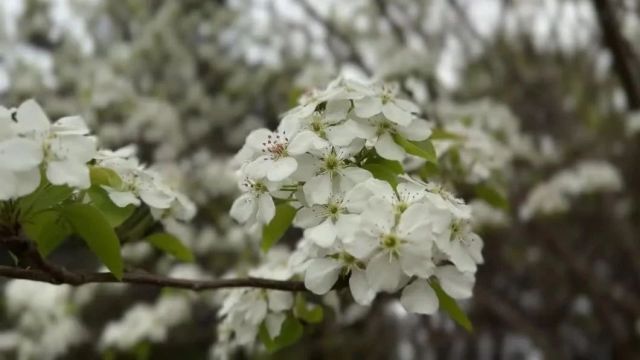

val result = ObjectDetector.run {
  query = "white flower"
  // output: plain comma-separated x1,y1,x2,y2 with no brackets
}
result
303,252,375,305
98,157,176,210
352,84,420,126
433,217,484,273
343,178,426,215
281,99,354,147
357,200,436,292
0,106,43,200
299,143,371,205
400,265,475,314
13,99,96,189
349,114,431,161
293,193,360,248
241,119,323,182
229,172,278,225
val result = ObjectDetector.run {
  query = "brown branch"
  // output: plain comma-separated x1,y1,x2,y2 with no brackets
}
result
0,265,307,292
592,0,640,109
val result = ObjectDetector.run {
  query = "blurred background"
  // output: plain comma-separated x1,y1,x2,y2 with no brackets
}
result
1,0,640,359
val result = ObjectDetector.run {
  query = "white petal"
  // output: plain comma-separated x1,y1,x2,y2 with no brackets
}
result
52,116,89,135
383,101,412,126
230,193,256,223
288,130,327,155
399,242,434,278
257,193,276,223
398,203,433,236
267,291,293,312
447,243,478,273
435,265,475,299
245,157,272,179
397,182,426,204
265,312,286,339
139,187,175,209
267,157,297,181
343,178,394,213
303,173,332,205
46,160,91,189
335,213,361,242
361,197,395,234
349,268,376,305
0,169,17,200
398,118,432,141
366,252,403,292
353,96,383,118
325,123,358,146
324,99,350,123
304,218,337,247
338,167,372,191
13,168,41,198
0,138,43,171
246,128,272,149
400,279,438,314
343,232,378,258
15,99,50,134
50,135,96,162
375,132,405,161
394,99,420,114
105,188,141,208
293,206,325,228
304,258,342,294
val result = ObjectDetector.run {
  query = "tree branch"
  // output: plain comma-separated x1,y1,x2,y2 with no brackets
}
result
0,265,307,292
592,0,640,109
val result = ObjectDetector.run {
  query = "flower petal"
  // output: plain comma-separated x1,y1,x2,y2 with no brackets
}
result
303,173,332,205
267,157,297,182
230,193,256,223
349,268,376,305
0,138,43,171
400,279,438,314
46,159,91,189
267,291,293,312
257,193,276,224
375,132,405,161
353,96,383,118
105,188,141,208
383,101,412,126
304,217,337,247
265,312,286,339
304,258,342,294
15,99,50,134
435,265,475,299
366,252,403,292
13,168,41,198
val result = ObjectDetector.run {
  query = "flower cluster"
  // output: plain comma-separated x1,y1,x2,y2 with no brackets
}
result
230,78,484,318
519,160,622,220
1,99,96,200
433,99,533,183
0,99,195,224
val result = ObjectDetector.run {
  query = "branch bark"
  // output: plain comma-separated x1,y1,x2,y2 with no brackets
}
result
0,265,307,292
592,0,640,109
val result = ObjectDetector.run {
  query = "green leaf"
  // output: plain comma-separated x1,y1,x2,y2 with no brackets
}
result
261,203,296,252
22,211,71,257
18,184,74,219
475,183,509,210
362,163,398,188
365,156,403,174
90,166,123,188
294,294,324,324
419,162,440,180
146,233,194,262
62,203,123,279
429,128,464,141
431,281,473,332
88,186,135,227
258,315,304,353
393,134,437,163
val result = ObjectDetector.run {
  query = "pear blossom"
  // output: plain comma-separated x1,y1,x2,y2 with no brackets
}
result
12,99,97,189
229,171,279,225
352,83,420,126
400,266,475,314
0,106,43,200
356,199,436,292
293,194,360,248
348,114,432,161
